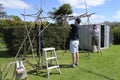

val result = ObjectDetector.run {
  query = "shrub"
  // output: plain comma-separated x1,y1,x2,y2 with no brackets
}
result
44,24,69,50
112,27,120,44
1,20,70,55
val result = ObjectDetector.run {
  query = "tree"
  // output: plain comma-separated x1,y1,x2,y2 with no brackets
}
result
0,11,7,18
0,4,4,12
0,4,7,18
54,4,72,15
13,16,21,21
49,4,73,24
0,4,12,19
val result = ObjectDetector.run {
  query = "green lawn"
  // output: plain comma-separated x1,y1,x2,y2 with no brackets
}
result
0,45,120,80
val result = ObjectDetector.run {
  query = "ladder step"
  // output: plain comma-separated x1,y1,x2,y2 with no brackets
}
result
46,57,56,60
43,47,55,51
48,66,59,70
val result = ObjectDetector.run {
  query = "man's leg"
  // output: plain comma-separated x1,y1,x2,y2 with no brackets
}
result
75,52,79,65
96,38,100,53
70,41,75,67
72,53,76,66
92,37,96,52
75,41,79,65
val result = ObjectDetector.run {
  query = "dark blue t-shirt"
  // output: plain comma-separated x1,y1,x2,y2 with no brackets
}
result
70,24,80,40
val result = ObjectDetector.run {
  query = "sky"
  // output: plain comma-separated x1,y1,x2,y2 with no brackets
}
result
0,0,120,23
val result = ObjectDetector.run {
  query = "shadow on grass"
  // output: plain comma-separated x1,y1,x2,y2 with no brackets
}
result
26,64,70,78
80,67,114,80
27,70,47,77
0,50,13,58
59,64,71,68
27,69,61,78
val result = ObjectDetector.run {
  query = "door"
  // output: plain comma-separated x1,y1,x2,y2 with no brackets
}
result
101,25,105,48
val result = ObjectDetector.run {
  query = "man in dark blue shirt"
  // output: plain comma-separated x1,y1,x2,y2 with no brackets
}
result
66,17,81,68
35,23,44,57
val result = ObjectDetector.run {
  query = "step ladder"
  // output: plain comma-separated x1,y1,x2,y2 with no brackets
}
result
42,47,61,78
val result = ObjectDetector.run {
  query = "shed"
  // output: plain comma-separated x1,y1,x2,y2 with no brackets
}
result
79,24,110,51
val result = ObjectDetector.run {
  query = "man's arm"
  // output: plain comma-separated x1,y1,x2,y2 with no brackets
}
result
65,17,72,29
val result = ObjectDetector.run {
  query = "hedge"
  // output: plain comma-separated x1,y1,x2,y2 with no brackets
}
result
44,24,70,50
1,20,70,55
112,27,120,44
2,27,36,55
110,23,120,44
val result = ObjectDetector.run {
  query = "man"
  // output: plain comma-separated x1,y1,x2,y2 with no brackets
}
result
35,23,44,57
66,17,81,68
92,24,100,53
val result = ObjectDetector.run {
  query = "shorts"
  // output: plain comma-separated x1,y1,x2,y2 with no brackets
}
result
70,40,79,54
92,36,99,46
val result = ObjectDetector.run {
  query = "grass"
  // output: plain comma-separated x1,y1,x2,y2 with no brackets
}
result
0,45,120,80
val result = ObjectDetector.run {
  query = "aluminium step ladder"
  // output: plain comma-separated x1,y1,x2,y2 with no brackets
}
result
42,47,61,78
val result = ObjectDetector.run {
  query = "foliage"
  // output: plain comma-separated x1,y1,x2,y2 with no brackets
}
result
1,20,35,55
54,4,72,16
0,4,8,19
0,19,24,27
110,22,120,44
44,24,70,50
3,27,23,55
0,20,70,55
13,16,21,21
49,4,73,24
111,27,120,44
0,11,7,16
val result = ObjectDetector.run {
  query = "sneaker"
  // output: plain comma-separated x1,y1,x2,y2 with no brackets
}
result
70,64,76,68
75,63,79,66
97,51,100,53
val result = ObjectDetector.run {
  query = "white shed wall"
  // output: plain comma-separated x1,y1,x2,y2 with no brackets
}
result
79,24,109,50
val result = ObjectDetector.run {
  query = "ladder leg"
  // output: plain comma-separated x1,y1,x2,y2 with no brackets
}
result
53,50,61,74
42,47,61,78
